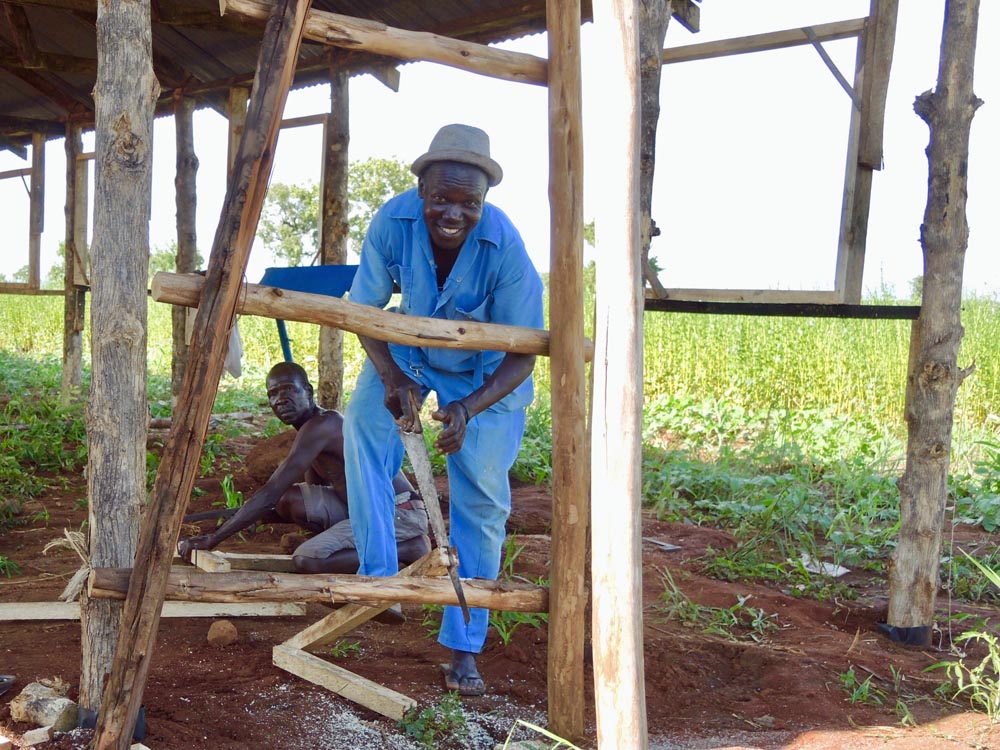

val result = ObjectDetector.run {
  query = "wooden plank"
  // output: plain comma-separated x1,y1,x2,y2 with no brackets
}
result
834,35,871,303
205,552,297,572
280,112,327,129
545,0,588,743
152,271,595,361
0,601,306,620
89,567,549,612
645,298,920,320
659,288,844,304
222,0,547,86
282,548,449,651
191,550,232,572
0,167,33,179
92,2,313,748
662,17,865,64
859,0,900,169
273,644,415,721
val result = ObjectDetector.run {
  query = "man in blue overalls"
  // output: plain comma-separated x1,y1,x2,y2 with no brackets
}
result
344,123,544,697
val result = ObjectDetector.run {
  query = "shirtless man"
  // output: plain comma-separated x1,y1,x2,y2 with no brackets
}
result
177,362,430,575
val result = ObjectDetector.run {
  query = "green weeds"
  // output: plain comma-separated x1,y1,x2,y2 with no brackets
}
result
398,692,468,749
656,567,779,641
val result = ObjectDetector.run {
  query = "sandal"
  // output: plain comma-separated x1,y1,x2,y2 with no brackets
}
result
440,663,486,697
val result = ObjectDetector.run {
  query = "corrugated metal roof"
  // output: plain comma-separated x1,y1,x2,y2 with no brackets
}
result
0,0,560,148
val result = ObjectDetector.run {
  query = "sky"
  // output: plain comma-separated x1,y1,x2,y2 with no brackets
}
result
0,0,997,298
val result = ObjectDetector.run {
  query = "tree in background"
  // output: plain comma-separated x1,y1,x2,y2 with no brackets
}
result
149,243,204,281
257,157,414,267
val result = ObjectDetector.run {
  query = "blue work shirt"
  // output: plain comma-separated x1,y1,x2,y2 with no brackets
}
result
349,187,544,411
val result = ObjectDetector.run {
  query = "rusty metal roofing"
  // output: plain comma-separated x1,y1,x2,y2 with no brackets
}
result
0,0,565,148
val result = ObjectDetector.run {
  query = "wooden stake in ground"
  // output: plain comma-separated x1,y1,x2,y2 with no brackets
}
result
91,2,312,748
887,0,982,641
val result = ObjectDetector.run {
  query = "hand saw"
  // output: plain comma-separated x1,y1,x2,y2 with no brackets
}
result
399,390,471,624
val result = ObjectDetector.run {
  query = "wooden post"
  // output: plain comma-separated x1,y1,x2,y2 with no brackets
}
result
172,93,199,405
887,0,982,641
60,125,86,406
92,2,312,747
590,0,649,747
835,0,900,303
227,86,249,179
637,1,670,299
545,0,588,742
28,132,44,290
317,66,349,409
82,0,160,718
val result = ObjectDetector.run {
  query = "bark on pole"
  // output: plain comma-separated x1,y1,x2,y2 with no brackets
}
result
637,0,670,298
172,93,199,405
81,0,158,714
545,0,588,741
887,0,982,638
590,0,649,747
28,132,44,290
60,125,85,406
317,66,349,409
92,2,311,747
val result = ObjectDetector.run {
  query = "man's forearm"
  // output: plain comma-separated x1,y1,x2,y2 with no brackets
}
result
201,494,275,547
461,353,536,417
358,334,402,383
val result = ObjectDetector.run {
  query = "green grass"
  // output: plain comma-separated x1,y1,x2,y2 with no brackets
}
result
5,288,1000,608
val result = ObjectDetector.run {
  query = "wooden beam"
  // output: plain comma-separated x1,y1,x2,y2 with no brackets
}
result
151,271,595,361
834,36,871,303
273,645,416,721
545,0,588,743
281,549,449,651
0,136,27,159
660,287,843,304
0,167,33,179
221,0,548,86
191,551,298,573
28,132,44,290
669,0,699,34
89,568,550,612
0,115,64,137
590,0,648,747
3,3,42,68
0,601,306,620
662,17,866,64
91,1,313,747
172,93,198,404
859,0,900,169
644,298,921,319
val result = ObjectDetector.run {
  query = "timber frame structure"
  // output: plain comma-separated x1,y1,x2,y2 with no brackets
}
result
0,0,984,747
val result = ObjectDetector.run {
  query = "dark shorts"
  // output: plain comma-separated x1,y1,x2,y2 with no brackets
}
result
293,484,429,559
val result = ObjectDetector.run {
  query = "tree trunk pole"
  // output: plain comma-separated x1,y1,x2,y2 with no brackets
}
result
545,0,588,742
92,2,311,747
28,132,44,290
317,65,349,409
60,125,85,406
637,0,670,298
172,93,199,405
887,0,982,639
81,0,159,716
590,0,649,747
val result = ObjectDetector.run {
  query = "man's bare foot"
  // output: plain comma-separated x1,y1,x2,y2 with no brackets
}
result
442,649,485,696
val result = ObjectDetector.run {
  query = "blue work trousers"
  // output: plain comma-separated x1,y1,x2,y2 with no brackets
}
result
343,358,526,653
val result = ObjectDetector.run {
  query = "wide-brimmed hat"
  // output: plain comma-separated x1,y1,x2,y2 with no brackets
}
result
411,124,503,187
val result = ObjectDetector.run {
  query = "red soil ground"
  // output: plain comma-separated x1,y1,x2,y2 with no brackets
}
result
2,420,999,749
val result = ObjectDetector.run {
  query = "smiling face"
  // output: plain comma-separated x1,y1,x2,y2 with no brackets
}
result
266,365,314,427
417,161,489,253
